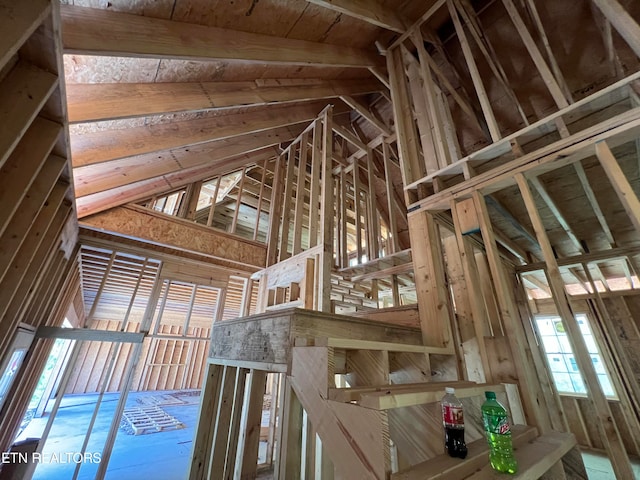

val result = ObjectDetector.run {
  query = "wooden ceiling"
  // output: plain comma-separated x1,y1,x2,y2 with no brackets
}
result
62,0,640,290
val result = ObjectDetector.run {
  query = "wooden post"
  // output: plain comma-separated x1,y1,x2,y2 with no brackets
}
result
236,369,267,480
407,210,452,348
447,0,501,142
293,133,308,254
318,107,334,312
365,149,380,260
516,173,634,479
472,190,552,433
451,198,492,382
592,0,640,58
595,140,640,234
382,142,399,254
387,46,422,190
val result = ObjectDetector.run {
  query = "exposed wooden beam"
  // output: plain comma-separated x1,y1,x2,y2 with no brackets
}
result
76,148,279,218
306,0,406,33
516,172,635,479
447,0,501,142
66,79,383,123
71,101,344,166
592,0,640,59
60,4,380,67
339,95,392,135
595,140,640,234
0,0,51,70
0,61,58,169
501,0,569,109
389,0,446,50
73,125,302,197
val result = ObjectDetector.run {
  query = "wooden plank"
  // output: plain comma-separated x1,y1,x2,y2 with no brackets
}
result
0,61,58,169
224,368,248,480
318,107,334,312
0,0,51,70
0,119,61,237
293,133,309,255
306,0,405,33
70,101,337,166
208,366,238,477
238,370,267,479
500,0,569,109
67,79,383,123
188,363,224,480
403,46,440,175
447,0,501,142
365,149,380,260
298,337,452,355
592,0,640,59
81,205,267,269
0,159,67,283
387,47,421,191
467,431,576,479
382,142,400,253
278,146,297,261
454,0,529,124
61,4,379,67
515,173,635,479
290,346,391,479
309,120,322,248
391,425,538,480
340,95,392,135
389,0,446,50
472,191,551,432
407,211,452,348
359,383,506,410
595,140,640,234
278,380,304,478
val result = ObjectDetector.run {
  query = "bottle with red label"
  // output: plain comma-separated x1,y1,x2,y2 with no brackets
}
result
441,387,468,458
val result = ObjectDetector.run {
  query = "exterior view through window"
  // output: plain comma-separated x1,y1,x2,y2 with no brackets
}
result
535,314,616,398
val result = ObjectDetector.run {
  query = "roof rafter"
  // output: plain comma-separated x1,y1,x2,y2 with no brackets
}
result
71,101,349,166
67,78,384,123
60,4,381,67
305,0,406,33
74,125,303,198
76,148,279,218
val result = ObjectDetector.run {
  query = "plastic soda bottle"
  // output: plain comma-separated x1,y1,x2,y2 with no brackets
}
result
441,387,468,458
481,391,518,474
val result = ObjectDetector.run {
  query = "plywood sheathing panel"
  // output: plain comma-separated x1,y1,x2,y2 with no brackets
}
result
81,204,267,269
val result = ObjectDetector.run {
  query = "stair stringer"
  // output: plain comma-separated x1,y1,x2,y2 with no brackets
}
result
290,346,391,479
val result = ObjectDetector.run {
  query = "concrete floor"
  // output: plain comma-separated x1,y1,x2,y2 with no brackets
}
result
17,390,202,480
15,393,640,479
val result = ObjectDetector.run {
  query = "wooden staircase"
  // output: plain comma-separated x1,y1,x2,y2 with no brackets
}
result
290,336,585,480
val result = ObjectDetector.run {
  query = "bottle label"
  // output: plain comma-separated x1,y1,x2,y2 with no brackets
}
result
483,413,511,435
443,405,464,425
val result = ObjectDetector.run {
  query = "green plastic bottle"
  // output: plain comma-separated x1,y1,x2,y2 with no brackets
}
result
481,391,518,474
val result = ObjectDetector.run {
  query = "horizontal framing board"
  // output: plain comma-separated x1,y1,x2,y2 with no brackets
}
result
0,61,58,168
67,79,383,123
60,4,380,67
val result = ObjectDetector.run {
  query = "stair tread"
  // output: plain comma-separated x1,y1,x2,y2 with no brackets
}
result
329,380,476,403
392,426,576,480
358,383,507,410
294,336,453,355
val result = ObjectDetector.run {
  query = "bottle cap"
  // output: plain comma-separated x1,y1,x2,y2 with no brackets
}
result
445,387,455,394
485,391,496,399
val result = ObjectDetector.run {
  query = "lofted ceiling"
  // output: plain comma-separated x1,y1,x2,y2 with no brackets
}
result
61,0,640,293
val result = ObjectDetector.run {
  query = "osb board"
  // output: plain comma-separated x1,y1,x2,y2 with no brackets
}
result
81,204,267,269
209,307,423,365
